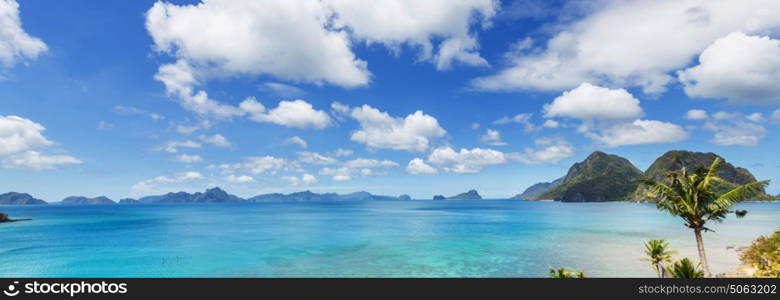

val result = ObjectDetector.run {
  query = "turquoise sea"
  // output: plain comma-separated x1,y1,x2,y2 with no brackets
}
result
1,201,778,277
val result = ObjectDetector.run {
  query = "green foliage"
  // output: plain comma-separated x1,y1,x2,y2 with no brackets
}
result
666,258,704,278
640,239,676,278
740,229,780,277
549,267,585,278
537,152,643,202
639,158,768,230
638,158,769,276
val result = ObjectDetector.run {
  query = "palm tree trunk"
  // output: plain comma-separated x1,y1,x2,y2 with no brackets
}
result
694,228,712,277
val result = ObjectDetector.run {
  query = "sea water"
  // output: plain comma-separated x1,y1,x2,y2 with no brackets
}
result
1,201,778,277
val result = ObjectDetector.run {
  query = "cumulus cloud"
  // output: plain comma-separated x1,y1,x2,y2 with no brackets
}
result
198,134,232,148
297,151,339,165
678,32,780,104
542,120,560,128
479,129,507,146
282,173,318,186
113,105,164,120
690,110,769,146
542,84,688,148
0,0,47,68
157,140,201,153
685,109,709,120
492,113,538,132
241,97,332,129
405,158,438,175
513,137,574,164
225,174,254,183
154,60,245,119
0,115,81,170
326,0,498,70
472,0,780,94
318,157,398,181
586,120,689,148
131,171,205,193
260,82,305,97
284,136,308,148
335,103,446,152
543,83,643,121
174,154,203,163
331,148,353,157
427,146,507,173
146,0,370,88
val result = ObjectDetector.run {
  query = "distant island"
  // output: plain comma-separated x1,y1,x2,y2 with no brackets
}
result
2,149,777,205
0,192,47,205
516,150,778,202
62,196,116,205
444,190,483,200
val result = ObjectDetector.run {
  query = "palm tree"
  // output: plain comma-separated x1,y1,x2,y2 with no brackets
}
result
667,258,704,278
640,239,676,278
638,158,768,277
549,267,585,278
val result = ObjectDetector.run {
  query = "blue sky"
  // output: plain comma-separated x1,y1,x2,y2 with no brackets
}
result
1,0,780,201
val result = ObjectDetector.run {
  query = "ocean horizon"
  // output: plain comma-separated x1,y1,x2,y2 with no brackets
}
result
2,200,778,277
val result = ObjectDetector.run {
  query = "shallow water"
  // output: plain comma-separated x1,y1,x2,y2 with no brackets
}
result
1,201,778,277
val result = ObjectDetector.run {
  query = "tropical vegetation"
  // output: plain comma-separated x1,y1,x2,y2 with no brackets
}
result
640,239,676,278
549,267,585,278
638,157,769,277
740,229,780,277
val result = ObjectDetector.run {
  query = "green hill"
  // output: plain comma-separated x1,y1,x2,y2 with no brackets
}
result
631,150,767,201
531,151,643,202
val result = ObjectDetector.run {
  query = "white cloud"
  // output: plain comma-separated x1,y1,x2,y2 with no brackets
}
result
174,154,203,163
678,32,780,104
240,156,294,174
284,173,319,186
146,0,370,88
470,122,480,130
492,113,538,132
318,157,398,181
225,174,254,183
241,97,332,130
327,0,498,70
405,158,438,175
331,148,353,157
284,136,308,148
0,0,47,68
479,129,507,146
198,134,232,148
154,60,245,119
157,140,201,153
1,151,81,170
297,151,339,165
543,83,644,121
343,158,398,168
542,120,560,128
685,109,709,120
586,120,689,148
260,82,305,97
697,111,768,146
0,115,81,170
113,105,164,120
337,103,446,152
472,0,780,94
427,146,506,173
513,137,574,164
132,171,205,192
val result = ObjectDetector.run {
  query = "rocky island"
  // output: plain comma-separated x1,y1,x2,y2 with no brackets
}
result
519,150,773,202
0,192,47,205
446,190,483,200
62,196,116,205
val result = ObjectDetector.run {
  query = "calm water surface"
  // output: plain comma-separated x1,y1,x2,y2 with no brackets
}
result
1,201,778,277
